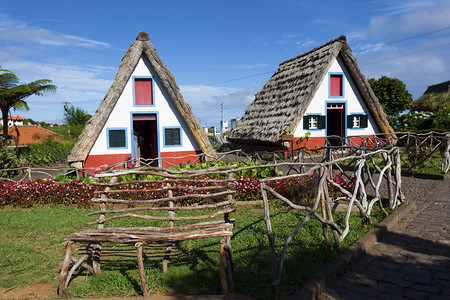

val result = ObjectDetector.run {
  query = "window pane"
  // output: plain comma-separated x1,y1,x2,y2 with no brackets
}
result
109,129,126,148
309,116,318,129
165,128,181,145
353,116,361,128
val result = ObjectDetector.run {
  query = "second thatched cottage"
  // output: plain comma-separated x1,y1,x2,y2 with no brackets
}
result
229,36,394,150
69,31,214,171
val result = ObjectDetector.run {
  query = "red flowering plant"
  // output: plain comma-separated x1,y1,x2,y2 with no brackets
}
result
0,179,97,208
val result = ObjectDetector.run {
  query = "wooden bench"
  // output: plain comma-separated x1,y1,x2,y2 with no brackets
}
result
58,165,237,297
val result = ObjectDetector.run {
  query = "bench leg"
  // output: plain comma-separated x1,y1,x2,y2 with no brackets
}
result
91,243,102,274
58,241,74,298
162,243,172,273
136,242,149,296
219,241,228,294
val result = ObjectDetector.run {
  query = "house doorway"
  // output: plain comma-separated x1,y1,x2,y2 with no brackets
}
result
327,103,345,146
132,114,158,166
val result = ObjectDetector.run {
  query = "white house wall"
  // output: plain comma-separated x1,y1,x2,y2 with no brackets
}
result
294,56,379,137
89,56,200,156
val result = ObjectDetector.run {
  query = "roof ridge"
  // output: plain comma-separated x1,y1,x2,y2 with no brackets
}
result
280,35,346,66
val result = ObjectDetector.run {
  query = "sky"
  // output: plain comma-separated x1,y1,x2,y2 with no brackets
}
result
1,0,449,128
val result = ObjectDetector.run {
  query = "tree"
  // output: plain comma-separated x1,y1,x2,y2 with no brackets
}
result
63,104,91,138
64,104,91,126
0,67,57,145
368,75,413,117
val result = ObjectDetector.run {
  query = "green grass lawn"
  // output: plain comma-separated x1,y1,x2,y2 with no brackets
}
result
0,204,386,299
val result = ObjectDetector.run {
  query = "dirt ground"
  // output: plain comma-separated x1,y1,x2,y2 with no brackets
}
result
0,284,55,299
0,175,446,299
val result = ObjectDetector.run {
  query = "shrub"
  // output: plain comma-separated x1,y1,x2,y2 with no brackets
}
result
0,137,23,179
18,139,75,166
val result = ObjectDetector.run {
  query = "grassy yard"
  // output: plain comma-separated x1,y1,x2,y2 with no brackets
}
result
0,204,386,299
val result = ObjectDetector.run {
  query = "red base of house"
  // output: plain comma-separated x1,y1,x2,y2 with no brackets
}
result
82,151,203,173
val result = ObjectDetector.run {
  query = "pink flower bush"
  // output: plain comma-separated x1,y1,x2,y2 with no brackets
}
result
0,172,356,208
0,179,97,208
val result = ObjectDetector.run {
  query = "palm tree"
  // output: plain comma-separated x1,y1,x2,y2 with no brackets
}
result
0,67,57,145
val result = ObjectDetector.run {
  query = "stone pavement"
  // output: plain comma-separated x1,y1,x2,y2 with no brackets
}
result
318,177,450,300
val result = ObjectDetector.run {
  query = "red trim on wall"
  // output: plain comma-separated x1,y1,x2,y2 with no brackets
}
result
84,153,131,172
83,151,203,172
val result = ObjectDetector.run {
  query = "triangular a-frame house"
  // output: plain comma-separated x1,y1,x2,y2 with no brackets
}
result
229,35,394,150
69,31,214,170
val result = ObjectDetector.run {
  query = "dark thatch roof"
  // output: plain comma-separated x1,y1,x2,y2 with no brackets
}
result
423,80,450,95
70,31,214,162
228,35,394,147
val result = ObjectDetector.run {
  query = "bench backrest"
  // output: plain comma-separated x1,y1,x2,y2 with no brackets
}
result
88,165,237,242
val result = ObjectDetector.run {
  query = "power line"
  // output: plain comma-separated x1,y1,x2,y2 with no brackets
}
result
184,28,450,88
204,71,274,86
383,26,450,46
361,42,450,66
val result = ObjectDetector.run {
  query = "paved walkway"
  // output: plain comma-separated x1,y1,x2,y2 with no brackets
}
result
320,178,450,299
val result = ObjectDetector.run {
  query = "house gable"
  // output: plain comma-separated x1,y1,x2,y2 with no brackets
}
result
294,56,380,138
89,55,200,158
228,35,393,149
70,31,213,168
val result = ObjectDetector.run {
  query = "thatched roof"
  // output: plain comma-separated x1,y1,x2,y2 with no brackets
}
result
228,35,394,147
423,80,450,95
70,31,214,162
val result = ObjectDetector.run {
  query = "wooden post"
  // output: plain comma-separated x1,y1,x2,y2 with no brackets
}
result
224,237,234,293
260,182,278,298
93,176,118,274
163,183,174,273
219,239,229,294
320,168,331,254
136,242,149,296
58,241,74,297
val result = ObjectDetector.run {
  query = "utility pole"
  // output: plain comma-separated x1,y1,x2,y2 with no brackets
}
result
220,102,224,134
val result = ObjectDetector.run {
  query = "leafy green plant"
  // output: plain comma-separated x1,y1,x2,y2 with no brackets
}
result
0,137,23,179
18,139,75,166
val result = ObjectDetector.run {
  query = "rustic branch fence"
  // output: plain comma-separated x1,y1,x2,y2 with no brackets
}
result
0,132,448,183
257,147,404,297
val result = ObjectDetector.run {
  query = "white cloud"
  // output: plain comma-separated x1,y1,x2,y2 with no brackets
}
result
367,0,450,38
0,14,110,48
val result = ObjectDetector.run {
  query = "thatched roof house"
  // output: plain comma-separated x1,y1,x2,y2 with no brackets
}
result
69,31,214,170
423,80,450,95
229,35,394,150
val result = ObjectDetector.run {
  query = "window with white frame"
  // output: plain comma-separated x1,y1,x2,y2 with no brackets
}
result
303,115,325,130
347,114,368,129
309,116,319,129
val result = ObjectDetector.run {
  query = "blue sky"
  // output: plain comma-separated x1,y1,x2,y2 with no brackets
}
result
1,0,449,128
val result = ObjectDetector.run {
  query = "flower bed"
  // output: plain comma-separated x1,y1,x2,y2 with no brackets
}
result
0,173,355,208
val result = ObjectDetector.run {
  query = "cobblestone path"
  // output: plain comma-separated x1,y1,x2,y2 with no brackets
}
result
321,177,450,299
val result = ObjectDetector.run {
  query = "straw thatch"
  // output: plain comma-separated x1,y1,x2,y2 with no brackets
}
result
423,80,450,95
228,35,394,148
70,31,214,163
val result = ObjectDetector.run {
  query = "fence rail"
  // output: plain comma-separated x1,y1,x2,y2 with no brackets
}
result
0,131,448,183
